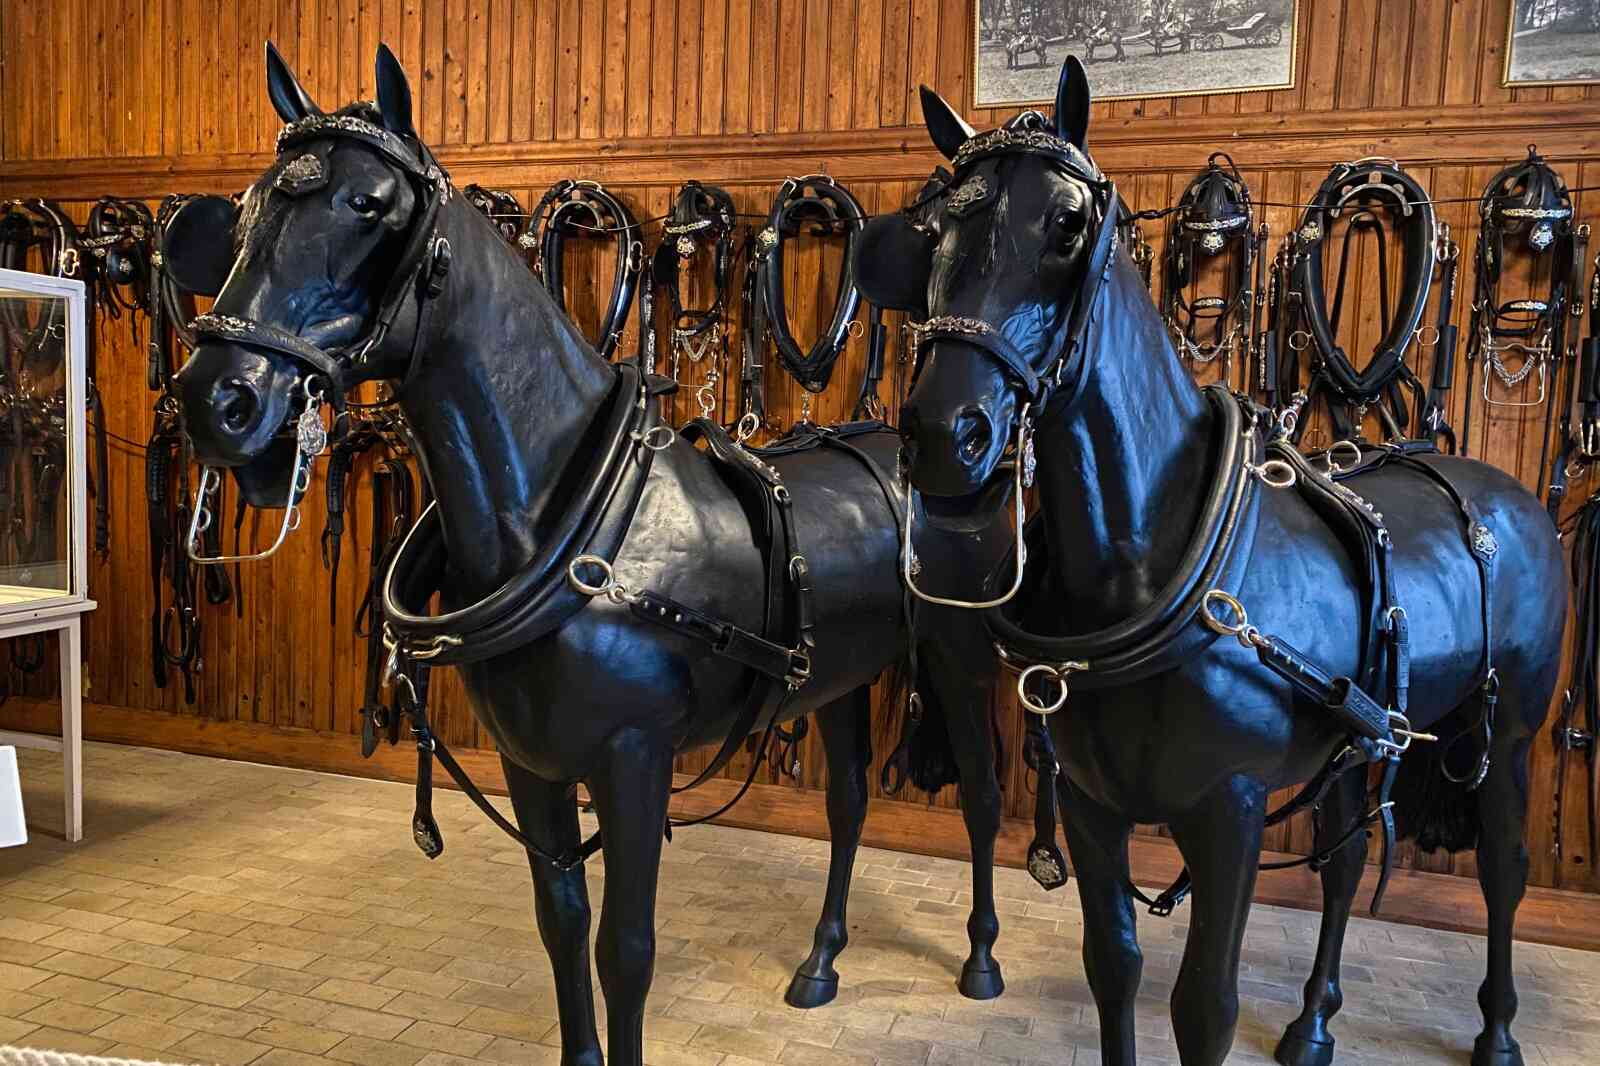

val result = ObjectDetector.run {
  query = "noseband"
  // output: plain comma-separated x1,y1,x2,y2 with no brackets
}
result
185,108,455,565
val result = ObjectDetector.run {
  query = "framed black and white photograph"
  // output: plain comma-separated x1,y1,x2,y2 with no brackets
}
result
1504,1,1600,87
973,1,1299,106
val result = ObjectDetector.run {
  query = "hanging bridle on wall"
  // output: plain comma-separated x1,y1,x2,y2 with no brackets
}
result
1162,152,1257,390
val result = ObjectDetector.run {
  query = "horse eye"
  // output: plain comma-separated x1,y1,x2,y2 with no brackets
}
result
349,194,383,217
1054,211,1087,237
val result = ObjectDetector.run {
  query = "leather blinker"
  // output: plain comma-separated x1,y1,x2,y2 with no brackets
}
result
161,194,241,298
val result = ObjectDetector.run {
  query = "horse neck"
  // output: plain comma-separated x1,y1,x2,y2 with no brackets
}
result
1033,308,1214,627
398,201,615,593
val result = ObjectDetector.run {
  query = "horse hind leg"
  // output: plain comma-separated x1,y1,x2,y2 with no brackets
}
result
786,687,872,1009
1275,769,1369,1066
1472,707,1540,1066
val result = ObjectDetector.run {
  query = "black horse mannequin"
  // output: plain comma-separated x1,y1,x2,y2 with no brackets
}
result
174,44,1012,1066
892,59,1565,1066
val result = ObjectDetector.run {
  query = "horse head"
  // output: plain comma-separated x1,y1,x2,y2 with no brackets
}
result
172,42,450,508
880,57,1113,499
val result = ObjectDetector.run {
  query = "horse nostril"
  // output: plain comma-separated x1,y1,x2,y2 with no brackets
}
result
955,407,993,465
217,379,260,435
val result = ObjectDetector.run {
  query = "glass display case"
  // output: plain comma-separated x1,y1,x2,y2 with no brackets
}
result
0,268,89,611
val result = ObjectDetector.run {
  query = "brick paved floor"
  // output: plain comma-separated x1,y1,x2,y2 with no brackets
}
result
1,743,1598,1065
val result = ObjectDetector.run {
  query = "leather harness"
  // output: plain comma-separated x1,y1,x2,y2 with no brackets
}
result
886,118,1486,917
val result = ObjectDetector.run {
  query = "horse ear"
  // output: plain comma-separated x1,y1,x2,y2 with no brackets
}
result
265,41,321,124
375,43,417,139
920,85,976,161
1054,56,1090,149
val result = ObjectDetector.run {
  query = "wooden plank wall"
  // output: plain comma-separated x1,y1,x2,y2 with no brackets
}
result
3,0,1600,892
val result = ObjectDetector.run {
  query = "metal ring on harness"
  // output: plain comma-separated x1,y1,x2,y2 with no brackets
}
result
1249,458,1297,488
1018,661,1083,716
636,425,675,452
567,554,618,598
1325,438,1363,474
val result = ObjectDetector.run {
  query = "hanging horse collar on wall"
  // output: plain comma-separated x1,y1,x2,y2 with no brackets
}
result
1162,152,1257,388
744,175,879,428
461,184,525,245
1274,158,1444,445
521,179,643,361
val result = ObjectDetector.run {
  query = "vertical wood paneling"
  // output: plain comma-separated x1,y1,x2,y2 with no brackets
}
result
4,0,1599,890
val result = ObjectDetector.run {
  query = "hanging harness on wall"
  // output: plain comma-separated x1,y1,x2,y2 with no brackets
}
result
744,176,876,428
141,194,241,706
650,182,738,419
1162,153,1257,390
1274,159,1441,445
520,180,642,361
1462,147,1582,463
461,184,525,246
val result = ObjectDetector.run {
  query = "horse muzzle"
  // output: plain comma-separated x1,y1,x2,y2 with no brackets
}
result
900,393,1009,498
175,342,298,468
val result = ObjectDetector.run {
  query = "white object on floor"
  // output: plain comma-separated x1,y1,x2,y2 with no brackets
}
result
0,747,23,847
0,1047,189,1066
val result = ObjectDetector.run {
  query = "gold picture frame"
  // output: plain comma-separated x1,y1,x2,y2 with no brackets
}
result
1501,1,1600,88
972,1,1301,107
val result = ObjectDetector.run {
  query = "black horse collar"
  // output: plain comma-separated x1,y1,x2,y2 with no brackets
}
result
522,180,642,361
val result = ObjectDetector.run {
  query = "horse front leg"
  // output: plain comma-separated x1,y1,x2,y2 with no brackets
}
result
1472,728,1534,1066
786,687,872,1009
1276,769,1368,1066
587,725,673,1066
926,640,1006,1000
502,757,602,1066
1166,774,1267,1066
1059,776,1142,1066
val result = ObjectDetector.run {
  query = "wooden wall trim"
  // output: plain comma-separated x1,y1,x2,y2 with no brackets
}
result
13,696,1600,952
6,100,1599,198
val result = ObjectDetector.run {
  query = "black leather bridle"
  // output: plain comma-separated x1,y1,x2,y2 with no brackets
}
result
908,114,1117,420
1162,153,1256,387
178,107,454,564
191,110,454,418
650,181,738,397
521,180,642,361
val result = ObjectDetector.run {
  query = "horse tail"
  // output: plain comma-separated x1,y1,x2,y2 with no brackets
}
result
1391,705,1483,853
879,659,962,795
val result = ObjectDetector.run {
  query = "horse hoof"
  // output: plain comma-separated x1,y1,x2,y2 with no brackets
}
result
1273,1032,1334,1066
1470,1035,1524,1066
784,971,839,1009
958,961,1005,1000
